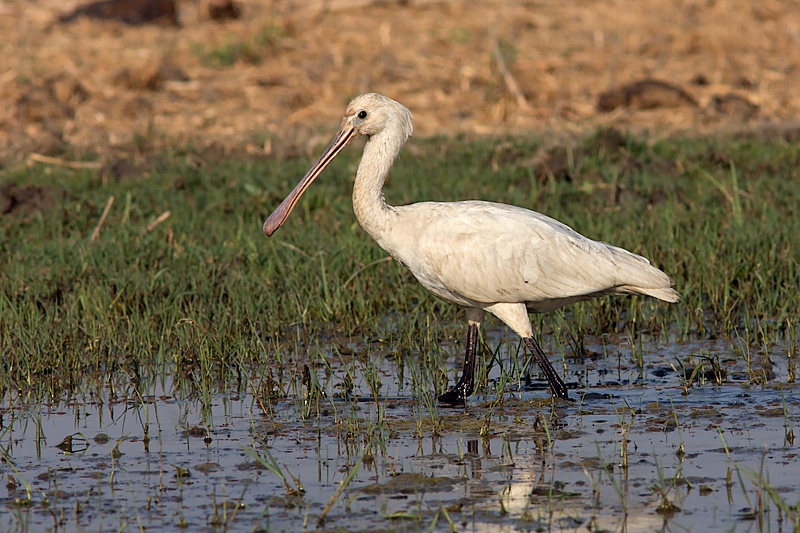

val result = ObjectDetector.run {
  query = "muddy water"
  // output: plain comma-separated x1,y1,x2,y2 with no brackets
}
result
1,334,798,532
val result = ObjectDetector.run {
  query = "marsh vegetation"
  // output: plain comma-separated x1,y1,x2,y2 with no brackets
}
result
1,131,799,531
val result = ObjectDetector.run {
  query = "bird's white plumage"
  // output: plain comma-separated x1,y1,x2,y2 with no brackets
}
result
379,200,676,313
339,94,678,324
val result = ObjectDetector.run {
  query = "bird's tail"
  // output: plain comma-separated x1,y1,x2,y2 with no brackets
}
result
606,244,680,303
623,285,680,303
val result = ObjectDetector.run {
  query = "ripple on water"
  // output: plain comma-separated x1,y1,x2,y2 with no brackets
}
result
1,337,799,532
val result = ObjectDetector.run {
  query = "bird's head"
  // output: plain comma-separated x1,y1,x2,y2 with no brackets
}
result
343,93,414,141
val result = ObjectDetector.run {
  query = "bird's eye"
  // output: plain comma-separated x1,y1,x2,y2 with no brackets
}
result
357,110,368,119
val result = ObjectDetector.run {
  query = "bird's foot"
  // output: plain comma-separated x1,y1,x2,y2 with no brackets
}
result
437,382,472,407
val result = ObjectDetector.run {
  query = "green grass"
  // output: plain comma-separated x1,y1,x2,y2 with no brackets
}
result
192,22,285,67
1,132,799,401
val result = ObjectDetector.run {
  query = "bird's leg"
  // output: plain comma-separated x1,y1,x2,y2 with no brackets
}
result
523,336,569,400
438,322,480,407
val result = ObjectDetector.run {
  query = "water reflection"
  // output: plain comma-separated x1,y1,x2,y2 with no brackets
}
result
0,337,798,532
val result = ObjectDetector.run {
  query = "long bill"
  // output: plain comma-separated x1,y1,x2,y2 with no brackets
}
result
263,124,357,236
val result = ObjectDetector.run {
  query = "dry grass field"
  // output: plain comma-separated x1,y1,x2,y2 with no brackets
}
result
2,0,799,161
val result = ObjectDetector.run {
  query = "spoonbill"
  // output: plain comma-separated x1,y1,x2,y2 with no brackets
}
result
263,93,679,405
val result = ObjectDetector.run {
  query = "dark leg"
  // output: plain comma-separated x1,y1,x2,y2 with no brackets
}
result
438,322,479,406
523,336,569,400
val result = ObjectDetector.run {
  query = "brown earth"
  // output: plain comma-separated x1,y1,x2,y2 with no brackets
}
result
2,0,799,164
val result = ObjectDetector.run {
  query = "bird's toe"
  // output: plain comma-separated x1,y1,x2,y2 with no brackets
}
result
437,387,468,407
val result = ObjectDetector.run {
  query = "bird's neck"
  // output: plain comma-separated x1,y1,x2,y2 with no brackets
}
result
352,132,402,240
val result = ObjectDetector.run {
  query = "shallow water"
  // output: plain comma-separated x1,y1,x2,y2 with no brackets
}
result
2,334,798,532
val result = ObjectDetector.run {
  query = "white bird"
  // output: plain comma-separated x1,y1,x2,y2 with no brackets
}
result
264,93,679,404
